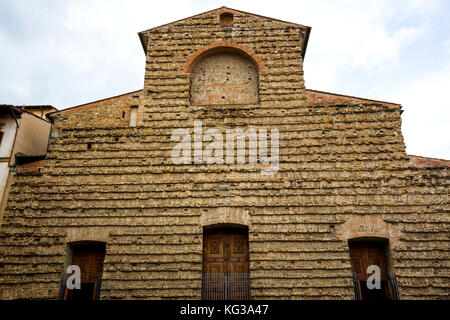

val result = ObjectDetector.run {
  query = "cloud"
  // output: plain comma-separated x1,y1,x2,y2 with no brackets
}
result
386,54,450,159
0,0,194,108
0,0,448,159
298,0,435,90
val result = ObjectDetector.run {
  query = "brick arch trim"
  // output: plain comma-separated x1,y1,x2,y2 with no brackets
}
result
183,42,264,73
335,215,401,244
65,227,111,243
200,207,251,227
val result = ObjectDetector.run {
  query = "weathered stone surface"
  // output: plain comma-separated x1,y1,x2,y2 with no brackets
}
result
0,7,448,300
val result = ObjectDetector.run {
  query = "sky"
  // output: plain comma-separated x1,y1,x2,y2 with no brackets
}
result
0,0,449,159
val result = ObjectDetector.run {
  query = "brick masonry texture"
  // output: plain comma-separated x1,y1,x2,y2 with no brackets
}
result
0,7,449,300
190,52,259,105
409,155,450,168
14,160,46,175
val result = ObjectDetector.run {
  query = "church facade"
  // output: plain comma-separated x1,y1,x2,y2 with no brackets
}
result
0,7,448,300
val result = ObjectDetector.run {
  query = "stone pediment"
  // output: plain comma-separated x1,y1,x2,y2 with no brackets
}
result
138,6,311,58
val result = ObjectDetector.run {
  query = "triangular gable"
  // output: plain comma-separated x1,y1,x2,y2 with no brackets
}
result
138,6,311,58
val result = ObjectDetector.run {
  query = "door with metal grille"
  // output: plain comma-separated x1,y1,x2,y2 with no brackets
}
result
64,243,106,300
202,228,250,300
349,241,393,300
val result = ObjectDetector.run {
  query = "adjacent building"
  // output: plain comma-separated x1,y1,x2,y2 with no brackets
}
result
21,105,58,120
0,105,52,221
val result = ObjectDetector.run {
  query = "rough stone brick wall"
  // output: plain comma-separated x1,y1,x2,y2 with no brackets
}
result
15,160,46,175
53,90,142,129
0,7,448,300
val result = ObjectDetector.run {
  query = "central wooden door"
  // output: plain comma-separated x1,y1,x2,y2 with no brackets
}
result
203,228,249,299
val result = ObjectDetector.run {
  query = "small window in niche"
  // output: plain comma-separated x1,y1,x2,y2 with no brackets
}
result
129,106,138,127
220,12,234,27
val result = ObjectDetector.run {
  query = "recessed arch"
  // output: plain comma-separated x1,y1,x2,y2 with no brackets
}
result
184,43,264,74
187,45,261,105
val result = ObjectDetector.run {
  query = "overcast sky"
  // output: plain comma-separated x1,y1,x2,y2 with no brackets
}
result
1,0,449,159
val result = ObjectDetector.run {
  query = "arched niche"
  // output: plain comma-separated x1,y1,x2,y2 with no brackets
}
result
188,46,260,105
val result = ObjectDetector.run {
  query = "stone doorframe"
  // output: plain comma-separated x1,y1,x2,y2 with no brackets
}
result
335,214,402,296
200,207,251,228
335,215,401,245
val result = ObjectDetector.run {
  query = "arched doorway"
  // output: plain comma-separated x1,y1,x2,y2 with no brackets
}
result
348,239,398,300
202,226,250,300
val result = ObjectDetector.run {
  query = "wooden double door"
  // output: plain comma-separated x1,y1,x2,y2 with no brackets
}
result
202,228,250,299
349,241,393,300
